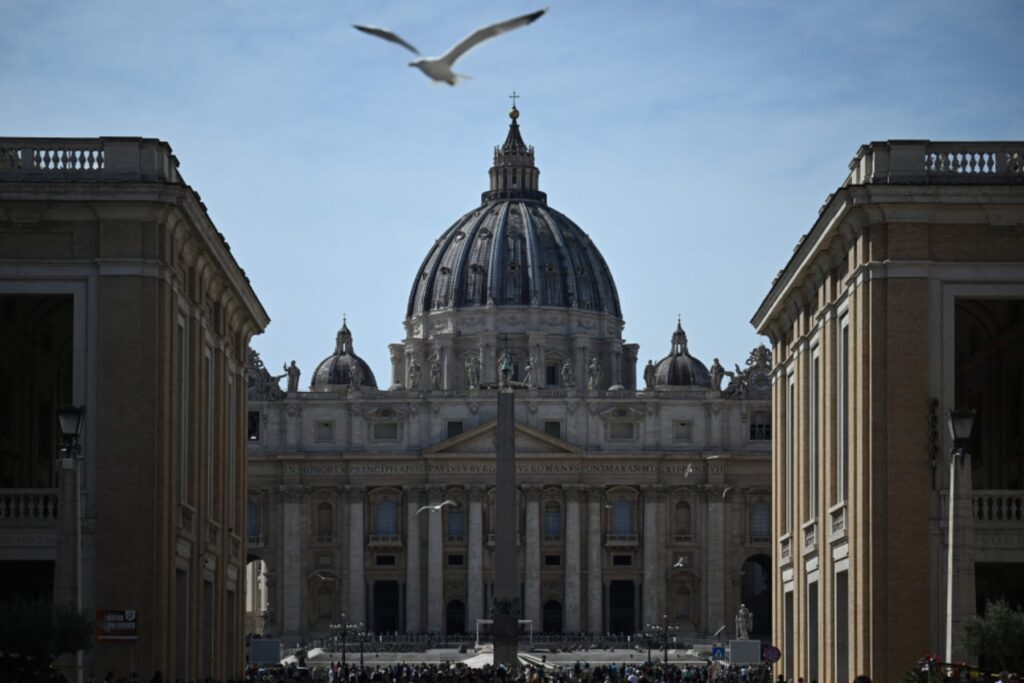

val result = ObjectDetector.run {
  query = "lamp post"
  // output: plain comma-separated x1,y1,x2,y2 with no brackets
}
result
57,405,84,683
643,614,678,665
329,616,363,668
945,408,975,665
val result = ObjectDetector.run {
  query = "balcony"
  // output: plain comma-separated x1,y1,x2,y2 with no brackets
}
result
368,534,402,547
974,491,1023,524
486,533,522,546
0,137,180,182
673,533,694,544
0,489,59,523
605,533,639,547
847,141,1024,186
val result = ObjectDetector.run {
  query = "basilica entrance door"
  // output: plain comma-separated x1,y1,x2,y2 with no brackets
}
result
373,581,400,633
609,580,635,634
446,600,466,634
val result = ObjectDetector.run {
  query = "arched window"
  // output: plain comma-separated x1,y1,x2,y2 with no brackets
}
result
674,501,693,541
316,502,333,542
750,500,771,542
544,502,561,540
375,499,398,536
611,500,633,535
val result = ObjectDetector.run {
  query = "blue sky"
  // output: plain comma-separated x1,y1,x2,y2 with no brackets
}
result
3,0,1023,385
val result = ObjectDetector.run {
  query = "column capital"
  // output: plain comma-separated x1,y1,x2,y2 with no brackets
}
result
697,483,731,502
522,484,543,502
426,484,447,501
563,484,586,502
342,485,365,503
278,484,308,503
404,486,425,503
640,484,667,502
466,484,486,501
587,486,605,503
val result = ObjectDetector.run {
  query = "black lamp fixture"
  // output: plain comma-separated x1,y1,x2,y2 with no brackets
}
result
947,408,976,451
57,405,84,454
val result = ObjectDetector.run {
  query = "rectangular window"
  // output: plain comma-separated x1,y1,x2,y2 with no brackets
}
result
227,374,236,528
837,318,850,503
544,508,561,539
835,570,850,683
673,421,692,442
807,580,819,682
750,411,771,440
247,501,261,543
447,421,464,439
785,374,795,533
177,322,189,502
315,421,335,443
447,554,465,566
612,554,632,566
543,421,561,438
609,421,635,440
544,554,561,567
204,352,214,518
809,351,820,518
372,421,399,441
447,509,465,541
546,364,558,386
376,555,396,566
784,590,794,680
247,410,261,442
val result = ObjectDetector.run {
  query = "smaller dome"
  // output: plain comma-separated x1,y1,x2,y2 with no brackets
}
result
652,321,710,388
310,320,377,391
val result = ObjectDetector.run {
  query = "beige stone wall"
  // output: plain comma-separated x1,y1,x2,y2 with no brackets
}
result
0,138,268,681
754,140,1024,682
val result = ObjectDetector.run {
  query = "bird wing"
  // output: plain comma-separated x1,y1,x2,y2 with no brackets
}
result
440,499,457,508
416,504,431,514
437,8,547,66
353,24,421,55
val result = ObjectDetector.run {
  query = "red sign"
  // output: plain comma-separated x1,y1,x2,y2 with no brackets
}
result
96,610,138,641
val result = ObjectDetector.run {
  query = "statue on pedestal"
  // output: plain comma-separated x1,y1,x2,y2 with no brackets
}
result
587,357,602,391
465,353,481,389
407,358,421,390
430,352,442,390
735,603,753,640
710,358,726,391
284,360,301,393
561,359,575,387
643,359,656,390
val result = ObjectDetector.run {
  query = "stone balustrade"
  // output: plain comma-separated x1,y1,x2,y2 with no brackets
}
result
0,137,180,183
974,490,1024,525
0,488,59,522
846,140,1024,185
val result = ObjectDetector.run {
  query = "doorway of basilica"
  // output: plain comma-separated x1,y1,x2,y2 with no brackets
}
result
609,580,635,634
372,581,399,633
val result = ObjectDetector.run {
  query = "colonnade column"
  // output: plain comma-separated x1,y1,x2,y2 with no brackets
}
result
346,486,366,625
703,484,726,634
642,486,662,627
405,487,423,633
426,485,445,632
586,487,604,634
564,485,582,632
524,485,542,627
280,485,305,637
467,485,485,629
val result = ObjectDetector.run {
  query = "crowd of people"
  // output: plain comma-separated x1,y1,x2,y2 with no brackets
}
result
244,661,778,683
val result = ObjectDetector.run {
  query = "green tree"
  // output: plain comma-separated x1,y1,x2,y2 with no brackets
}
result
959,598,1024,673
0,598,92,680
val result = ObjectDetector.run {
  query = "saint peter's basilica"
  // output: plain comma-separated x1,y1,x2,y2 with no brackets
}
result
244,107,773,643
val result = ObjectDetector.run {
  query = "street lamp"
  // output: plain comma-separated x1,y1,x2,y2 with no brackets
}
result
329,616,363,668
945,407,975,665
57,405,84,683
643,614,679,665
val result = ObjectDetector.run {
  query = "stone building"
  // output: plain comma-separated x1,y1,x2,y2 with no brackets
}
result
246,109,773,643
0,138,269,680
751,141,1024,681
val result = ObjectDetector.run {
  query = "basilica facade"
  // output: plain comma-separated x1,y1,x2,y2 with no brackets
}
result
245,108,772,644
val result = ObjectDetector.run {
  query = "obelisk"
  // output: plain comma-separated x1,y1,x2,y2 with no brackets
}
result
492,356,519,667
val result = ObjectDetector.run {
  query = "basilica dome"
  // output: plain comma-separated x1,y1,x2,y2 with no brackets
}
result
310,321,377,391
406,107,621,319
651,321,711,388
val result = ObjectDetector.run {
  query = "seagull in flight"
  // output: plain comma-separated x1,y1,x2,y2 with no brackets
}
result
417,499,458,514
312,570,337,582
354,8,548,85
673,557,688,569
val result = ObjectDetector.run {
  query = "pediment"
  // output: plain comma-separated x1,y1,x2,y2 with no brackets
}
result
424,419,583,456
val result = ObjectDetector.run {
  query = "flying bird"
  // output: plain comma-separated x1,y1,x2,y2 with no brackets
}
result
673,557,688,569
417,499,458,514
312,570,337,582
353,8,548,85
